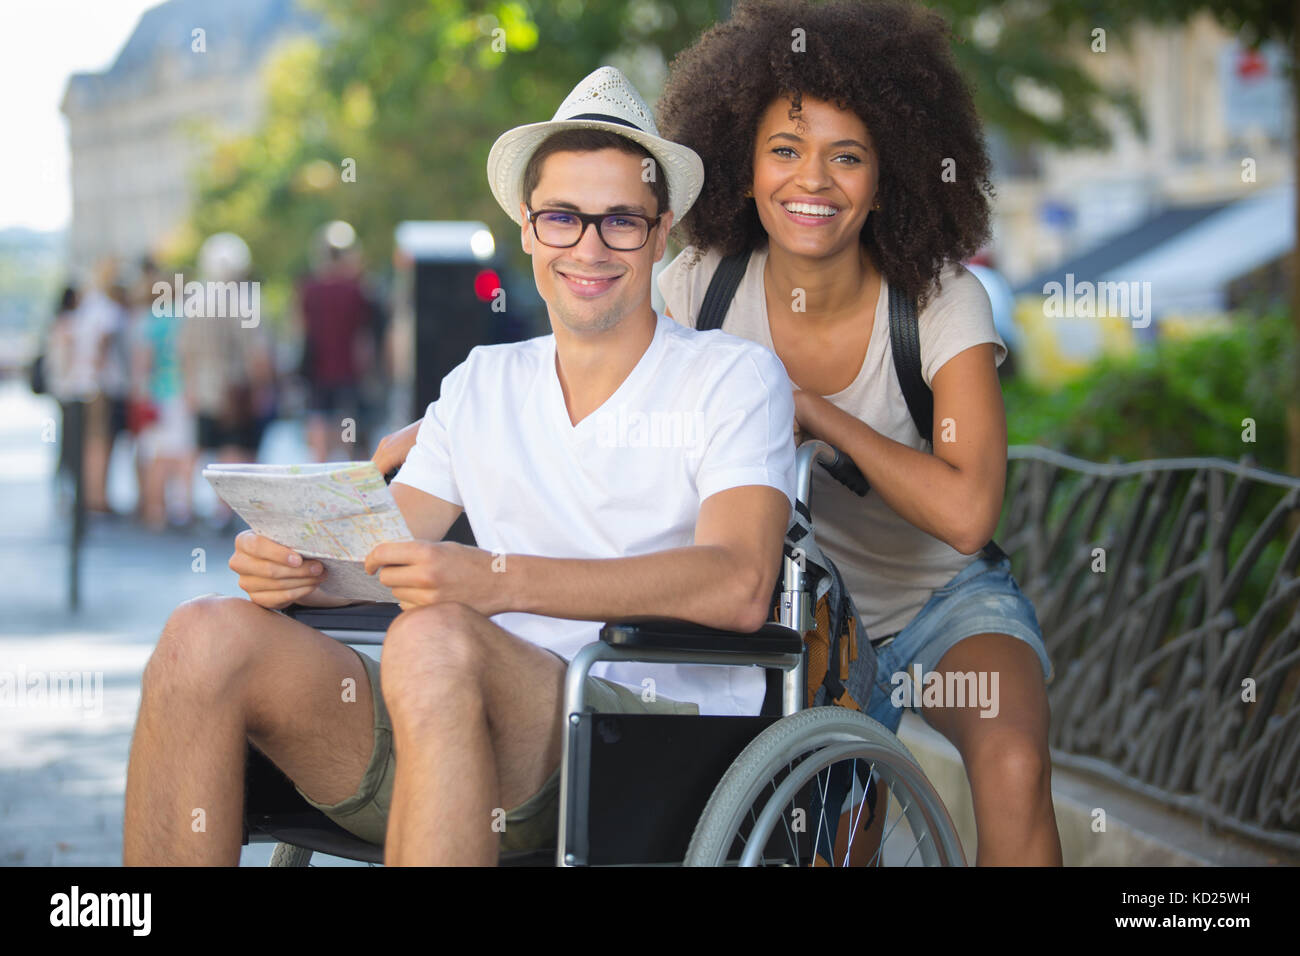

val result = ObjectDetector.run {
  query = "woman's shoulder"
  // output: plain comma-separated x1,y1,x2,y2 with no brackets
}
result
922,262,991,311
658,245,727,325
914,262,1005,384
660,244,727,286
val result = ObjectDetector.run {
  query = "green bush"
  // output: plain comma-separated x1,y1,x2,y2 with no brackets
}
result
1004,309,1297,473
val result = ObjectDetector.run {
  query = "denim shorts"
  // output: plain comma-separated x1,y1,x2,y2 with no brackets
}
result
863,553,1052,734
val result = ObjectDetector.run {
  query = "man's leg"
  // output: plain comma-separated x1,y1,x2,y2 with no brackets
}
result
918,633,1062,866
379,602,567,866
123,595,376,864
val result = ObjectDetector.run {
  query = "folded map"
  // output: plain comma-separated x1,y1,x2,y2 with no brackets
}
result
202,461,412,603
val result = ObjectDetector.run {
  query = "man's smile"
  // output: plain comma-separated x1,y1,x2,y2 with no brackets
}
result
556,268,624,298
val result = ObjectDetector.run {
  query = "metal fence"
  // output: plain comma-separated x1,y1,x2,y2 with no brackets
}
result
1000,446,1300,853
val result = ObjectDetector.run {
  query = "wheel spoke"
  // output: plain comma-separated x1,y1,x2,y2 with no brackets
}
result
841,759,876,867
871,795,912,867
901,828,930,867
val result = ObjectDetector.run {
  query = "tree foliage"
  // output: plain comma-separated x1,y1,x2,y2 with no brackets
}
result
186,0,1226,300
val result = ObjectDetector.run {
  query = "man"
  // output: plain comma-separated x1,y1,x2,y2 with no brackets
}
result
123,67,795,866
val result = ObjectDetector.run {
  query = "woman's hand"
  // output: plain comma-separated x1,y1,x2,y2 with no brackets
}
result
372,419,420,476
229,530,327,609
364,540,504,613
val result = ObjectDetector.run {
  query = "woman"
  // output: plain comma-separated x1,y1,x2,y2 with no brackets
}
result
374,0,1059,865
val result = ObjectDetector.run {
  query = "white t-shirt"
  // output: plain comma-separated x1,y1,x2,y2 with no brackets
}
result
658,245,1006,638
392,312,796,716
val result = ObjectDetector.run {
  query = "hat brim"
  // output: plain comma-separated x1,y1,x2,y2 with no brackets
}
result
486,119,704,227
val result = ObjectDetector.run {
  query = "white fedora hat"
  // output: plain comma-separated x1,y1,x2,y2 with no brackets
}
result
486,66,704,226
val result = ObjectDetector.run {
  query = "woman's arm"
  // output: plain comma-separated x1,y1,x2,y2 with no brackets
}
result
794,343,1006,554
372,419,421,475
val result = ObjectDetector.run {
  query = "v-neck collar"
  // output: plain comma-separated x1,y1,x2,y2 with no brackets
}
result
545,313,667,441
753,246,888,403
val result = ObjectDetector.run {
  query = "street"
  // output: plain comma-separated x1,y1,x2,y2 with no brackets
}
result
0,379,371,865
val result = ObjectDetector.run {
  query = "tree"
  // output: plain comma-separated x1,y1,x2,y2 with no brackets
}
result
185,0,1145,322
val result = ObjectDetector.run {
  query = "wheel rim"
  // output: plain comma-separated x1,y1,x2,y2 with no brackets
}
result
688,713,965,867
737,741,948,866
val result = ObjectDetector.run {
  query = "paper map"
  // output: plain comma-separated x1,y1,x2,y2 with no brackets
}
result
202,461,412,603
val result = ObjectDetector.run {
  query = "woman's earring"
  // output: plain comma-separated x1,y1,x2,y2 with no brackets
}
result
872,199,881,211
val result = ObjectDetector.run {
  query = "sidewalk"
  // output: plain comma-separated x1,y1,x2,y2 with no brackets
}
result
0,380,356,865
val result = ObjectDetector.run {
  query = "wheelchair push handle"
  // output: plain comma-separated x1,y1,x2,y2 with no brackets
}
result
797,440,869,505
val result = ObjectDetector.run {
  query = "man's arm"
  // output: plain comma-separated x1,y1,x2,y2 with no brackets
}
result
368,484,790,633
507,484,789,632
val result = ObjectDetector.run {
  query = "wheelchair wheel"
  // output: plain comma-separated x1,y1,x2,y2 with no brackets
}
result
684,708,965,866
269,843,313,867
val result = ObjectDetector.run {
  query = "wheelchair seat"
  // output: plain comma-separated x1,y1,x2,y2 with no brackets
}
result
242,605,800,866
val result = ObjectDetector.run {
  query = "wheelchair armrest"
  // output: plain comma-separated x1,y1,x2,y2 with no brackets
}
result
282,602,402,632
599,618,802,656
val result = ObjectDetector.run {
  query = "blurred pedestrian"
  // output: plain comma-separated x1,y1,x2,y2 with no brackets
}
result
77,260,130,514
132,258,196,531
178,233,273,529
43,284,85,497
297,221,375,461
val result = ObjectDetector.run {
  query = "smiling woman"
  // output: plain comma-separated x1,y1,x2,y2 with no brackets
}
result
654,0,1062,866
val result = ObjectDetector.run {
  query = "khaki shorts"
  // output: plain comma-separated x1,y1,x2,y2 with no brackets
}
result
297,648,699,852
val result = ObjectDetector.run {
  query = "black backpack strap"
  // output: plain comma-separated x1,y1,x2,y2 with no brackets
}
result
887,281,933,444
695,251,752,331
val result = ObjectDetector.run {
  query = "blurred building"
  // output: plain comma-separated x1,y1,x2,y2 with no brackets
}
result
993,13,1293,287
985,14,1293,384
60,0,317,272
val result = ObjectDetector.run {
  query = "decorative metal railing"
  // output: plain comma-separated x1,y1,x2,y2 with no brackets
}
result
999,447,1300,852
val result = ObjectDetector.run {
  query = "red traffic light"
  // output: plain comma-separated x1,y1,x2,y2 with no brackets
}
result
474,269,502,303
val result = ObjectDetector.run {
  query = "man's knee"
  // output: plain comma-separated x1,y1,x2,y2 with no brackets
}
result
382,603,486,719
145,594,273,699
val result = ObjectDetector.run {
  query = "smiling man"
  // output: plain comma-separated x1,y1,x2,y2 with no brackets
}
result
123,67,796,867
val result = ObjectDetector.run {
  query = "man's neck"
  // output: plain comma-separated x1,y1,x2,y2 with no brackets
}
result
551,306,658,427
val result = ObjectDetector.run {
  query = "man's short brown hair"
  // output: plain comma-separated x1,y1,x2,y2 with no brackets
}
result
521,128,670,218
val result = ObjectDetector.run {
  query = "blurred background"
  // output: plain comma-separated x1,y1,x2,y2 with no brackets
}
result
0,0,1294,865
2,0,1295,529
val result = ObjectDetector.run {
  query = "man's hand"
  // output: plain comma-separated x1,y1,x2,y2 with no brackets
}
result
372,419,420,476
230,530,329,609
365,540,502,613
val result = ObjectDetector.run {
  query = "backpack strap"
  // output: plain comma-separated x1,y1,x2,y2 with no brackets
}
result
887,281,933,444
695,251,752,331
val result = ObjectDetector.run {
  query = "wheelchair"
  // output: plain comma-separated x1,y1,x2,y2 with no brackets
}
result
242,440,966,866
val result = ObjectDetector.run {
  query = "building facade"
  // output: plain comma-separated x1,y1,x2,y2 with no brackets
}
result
61,0,316,274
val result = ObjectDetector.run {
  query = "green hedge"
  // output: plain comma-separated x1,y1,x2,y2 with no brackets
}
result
1003,309,1297,473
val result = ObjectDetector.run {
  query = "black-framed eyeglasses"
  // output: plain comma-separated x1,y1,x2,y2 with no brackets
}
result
525,205,662,251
